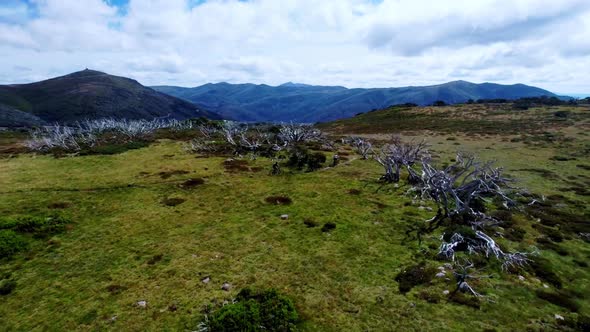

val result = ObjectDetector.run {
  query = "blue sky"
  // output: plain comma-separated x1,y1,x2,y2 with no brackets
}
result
0,0,589,93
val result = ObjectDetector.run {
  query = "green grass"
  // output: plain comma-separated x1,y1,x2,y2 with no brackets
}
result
0,105,589,330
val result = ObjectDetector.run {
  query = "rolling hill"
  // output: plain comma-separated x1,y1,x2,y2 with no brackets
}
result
153,80,557,122
0,69,222,127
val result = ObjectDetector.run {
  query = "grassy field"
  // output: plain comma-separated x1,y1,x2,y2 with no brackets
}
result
0,104,589,331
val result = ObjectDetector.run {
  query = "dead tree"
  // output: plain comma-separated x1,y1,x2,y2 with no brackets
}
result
418,153,513,229
278,123,322,145
374,136,428,183
350,137,372,159
415,153,531,270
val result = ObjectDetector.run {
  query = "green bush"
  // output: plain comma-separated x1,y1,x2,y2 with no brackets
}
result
395,262,436,294
0,230,28,259
286,148,326,172
4,215,69,238
205,288,299,331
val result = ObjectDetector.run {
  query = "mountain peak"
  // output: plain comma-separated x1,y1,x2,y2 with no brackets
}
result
280,82,311,88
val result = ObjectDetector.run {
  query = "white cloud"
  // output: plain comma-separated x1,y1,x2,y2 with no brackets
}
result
0,0,589,92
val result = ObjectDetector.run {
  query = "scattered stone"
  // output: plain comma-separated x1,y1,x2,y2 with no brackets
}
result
110,315,118,323
409,302,416,307
435,272,446,278
136,300,147,308
201,276,210,284
543,284,549,288
437,266,445,271
418,206,426,211
425,207,433,212
442,290,450,295
221,282,232,291
280,214,289,220
518,275,525,281
555,314,564,320
443,263,453,269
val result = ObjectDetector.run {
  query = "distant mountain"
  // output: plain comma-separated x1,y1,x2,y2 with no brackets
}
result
153,80,557,122
0,69,222,127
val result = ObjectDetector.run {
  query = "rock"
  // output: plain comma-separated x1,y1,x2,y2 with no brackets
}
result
221,282,232,291
435,272,446,278
543,284,549,288
437,266,445,271
518,275,525,281
442,290,450,295
136,300,147,308
555,314,564,320
280,214,289,220
201,276,210,284
418,206,426,211
443,263,453,269
425,207,433,212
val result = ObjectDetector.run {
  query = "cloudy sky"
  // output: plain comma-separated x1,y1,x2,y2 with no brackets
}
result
1,0,589,93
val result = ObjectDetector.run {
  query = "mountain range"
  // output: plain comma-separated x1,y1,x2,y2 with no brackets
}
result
0,69,221,127
0,69,559,127
152,80,557,122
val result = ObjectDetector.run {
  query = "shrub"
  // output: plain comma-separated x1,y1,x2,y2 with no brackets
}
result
394,262,436,294
286,148,326,172
0,230,28,259
5,215,69,238
205,288,299,331
536,290,580,312
449,291,481,309
553,110,570,118
303,218,318,228
0,279,16,295
527,258,562,288
321,222,336,232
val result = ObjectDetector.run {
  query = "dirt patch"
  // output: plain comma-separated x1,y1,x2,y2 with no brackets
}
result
158,170,189,179
48,202,71,209
179,178,205,188
223,159,251,173
265,196,292,205
147,253,163,265
106,284,127,295
162,198,186,207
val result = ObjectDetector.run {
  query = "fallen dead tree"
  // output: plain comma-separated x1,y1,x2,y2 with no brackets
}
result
412,153,531,270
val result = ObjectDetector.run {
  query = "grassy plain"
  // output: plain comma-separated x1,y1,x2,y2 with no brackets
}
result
0,103,589,331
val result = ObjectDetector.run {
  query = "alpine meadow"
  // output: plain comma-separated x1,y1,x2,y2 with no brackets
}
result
1,1,589,331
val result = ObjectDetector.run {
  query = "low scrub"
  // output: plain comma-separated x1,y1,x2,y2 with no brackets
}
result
0,215,69,238
0,230,28,259
203,288,299,331
395,262,436,294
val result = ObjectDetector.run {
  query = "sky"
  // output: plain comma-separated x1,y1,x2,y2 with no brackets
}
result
0,0,589,94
